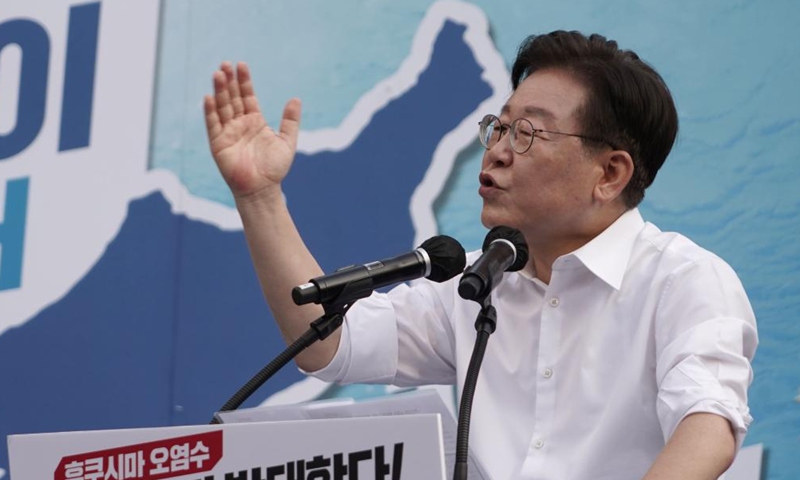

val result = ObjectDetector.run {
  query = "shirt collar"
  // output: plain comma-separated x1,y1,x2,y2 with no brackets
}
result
566,208,645,290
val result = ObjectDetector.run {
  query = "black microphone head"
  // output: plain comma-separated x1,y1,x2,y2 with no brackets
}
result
419,235,467,282
483,226,529,272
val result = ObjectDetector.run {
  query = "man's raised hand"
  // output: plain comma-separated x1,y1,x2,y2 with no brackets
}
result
204,61,301,199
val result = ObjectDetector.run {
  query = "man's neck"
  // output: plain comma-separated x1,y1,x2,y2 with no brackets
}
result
522,206,629,284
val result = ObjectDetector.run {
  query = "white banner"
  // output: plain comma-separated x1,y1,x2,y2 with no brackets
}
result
8,415,446,480
0,0,159,329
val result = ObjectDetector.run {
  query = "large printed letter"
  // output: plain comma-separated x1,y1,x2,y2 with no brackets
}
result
0,20,49,160
59,2,101,152
0,177,29,290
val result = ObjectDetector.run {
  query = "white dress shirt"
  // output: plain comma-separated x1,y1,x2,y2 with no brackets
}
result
310,208,758,480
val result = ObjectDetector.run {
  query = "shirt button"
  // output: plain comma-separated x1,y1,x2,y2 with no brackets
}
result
534,439,545,449
542,368,553,379
549,297,560,307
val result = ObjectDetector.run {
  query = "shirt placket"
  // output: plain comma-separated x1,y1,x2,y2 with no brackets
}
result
520,282,563,479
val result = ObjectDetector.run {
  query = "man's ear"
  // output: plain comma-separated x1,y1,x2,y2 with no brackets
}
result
594,150,634,204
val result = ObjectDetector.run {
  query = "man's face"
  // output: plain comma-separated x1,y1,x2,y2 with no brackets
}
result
479,68,604,244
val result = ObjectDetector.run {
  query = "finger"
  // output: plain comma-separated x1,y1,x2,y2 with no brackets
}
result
204,95,223,141
237,62,262,115
213,69,234,124
222,62,244,117
279,98,302,151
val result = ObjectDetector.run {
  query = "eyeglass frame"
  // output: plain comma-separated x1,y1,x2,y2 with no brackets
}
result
478,114,616,154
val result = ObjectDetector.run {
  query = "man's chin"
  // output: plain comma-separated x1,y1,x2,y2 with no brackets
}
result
481,210,528,236
480,209,506,230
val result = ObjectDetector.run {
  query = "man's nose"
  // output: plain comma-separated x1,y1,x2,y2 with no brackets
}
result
483,133,514,168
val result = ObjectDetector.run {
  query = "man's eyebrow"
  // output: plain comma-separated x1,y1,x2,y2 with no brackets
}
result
500,104,557,121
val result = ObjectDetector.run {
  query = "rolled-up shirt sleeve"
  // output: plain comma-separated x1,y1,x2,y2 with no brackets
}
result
655,256,758,449
306,277,459,387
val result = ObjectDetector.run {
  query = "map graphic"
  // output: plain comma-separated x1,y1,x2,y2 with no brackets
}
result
0,7,501,476
1,1,797,479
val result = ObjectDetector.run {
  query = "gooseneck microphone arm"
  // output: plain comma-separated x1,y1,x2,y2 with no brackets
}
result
209,302,350,424
453,226,528,480
453,295,496,480
209,300,350,424
209,235,466,424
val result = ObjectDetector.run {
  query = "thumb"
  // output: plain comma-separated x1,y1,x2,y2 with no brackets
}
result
279,98,302,152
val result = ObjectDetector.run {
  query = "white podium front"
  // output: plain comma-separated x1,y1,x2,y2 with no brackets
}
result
7,414,446,480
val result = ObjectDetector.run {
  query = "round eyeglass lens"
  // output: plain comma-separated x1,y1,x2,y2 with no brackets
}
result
509,118,534,153
479,115,501,149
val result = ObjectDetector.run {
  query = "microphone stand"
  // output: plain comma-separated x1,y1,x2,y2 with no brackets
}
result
209,301,350,424
453,294,496,480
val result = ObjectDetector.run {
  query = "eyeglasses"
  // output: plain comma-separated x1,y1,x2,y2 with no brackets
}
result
478,114,611,154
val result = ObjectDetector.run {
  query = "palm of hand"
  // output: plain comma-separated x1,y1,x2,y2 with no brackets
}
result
204,62,301,199
211,113,291,196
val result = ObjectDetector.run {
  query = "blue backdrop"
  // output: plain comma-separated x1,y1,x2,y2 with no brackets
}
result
1,1,797,479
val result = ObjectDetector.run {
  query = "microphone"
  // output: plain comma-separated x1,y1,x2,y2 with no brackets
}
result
292,235,467,306
458,226,529,301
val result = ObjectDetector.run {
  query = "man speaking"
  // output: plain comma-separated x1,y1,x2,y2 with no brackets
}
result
204,30,757,480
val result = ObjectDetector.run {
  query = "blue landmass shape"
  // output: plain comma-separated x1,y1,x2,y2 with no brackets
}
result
0,20,491,475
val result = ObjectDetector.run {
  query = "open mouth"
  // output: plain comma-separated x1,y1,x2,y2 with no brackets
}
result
479,173,495,188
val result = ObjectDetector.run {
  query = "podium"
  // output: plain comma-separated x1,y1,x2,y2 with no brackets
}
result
7,414,446,480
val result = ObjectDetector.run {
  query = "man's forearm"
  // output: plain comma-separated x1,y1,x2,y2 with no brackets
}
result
236,187,340,372
642,413,736,480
